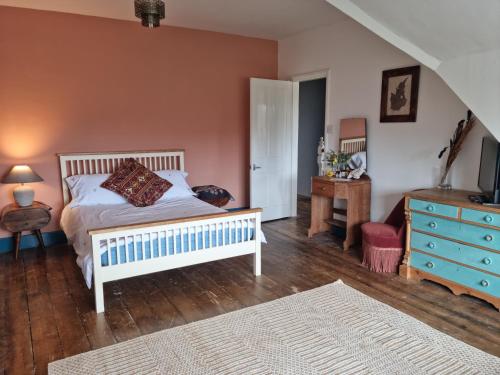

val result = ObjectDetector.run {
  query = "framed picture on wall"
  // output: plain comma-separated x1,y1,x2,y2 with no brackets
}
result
380,65,420,122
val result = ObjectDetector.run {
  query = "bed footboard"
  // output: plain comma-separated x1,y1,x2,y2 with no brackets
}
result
89,209,262,313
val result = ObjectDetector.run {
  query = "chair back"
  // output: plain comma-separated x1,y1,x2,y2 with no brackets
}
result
385,198,406,229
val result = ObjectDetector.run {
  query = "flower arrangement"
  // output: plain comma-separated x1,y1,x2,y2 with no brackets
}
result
337,152,351,166
326,150,350,165
437,110,476,188
324,150,351,178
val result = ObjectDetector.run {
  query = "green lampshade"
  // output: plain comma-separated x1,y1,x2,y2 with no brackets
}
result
2,165,43,184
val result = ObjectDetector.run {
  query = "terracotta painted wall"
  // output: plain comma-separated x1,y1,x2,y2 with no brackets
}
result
0,7,277,237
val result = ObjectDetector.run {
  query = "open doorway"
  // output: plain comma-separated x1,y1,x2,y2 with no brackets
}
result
296,76,327,213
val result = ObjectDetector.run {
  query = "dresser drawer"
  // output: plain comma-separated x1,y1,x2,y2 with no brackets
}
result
410,252,500,297
409,199,459,218
462,208,500,228
312,180,335,197
412,212,500,251
412,212,460,239
411,231,500,275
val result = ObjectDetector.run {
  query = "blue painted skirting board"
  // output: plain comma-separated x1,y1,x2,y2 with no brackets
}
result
0,231,67,254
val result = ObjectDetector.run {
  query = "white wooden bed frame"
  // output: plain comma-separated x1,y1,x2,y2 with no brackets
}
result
59,150,262,313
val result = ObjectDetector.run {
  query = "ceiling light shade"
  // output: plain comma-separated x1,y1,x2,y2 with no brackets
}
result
134,0,165,28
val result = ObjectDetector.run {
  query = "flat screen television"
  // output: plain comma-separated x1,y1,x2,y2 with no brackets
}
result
478,136,500,204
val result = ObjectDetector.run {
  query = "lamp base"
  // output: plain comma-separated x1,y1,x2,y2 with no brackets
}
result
14,184,34,207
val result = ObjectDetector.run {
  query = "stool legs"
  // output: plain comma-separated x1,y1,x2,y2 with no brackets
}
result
14,232,21,260
34,230,45,250
13,231,46,259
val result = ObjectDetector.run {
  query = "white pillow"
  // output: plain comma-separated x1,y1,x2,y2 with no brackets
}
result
65,174,127,207
66,170,194,207
156,170,196,200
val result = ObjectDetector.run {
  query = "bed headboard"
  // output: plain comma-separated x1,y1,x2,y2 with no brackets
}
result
58,150,185,205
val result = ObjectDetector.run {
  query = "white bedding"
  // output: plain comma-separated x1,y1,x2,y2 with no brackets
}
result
61,197,263,288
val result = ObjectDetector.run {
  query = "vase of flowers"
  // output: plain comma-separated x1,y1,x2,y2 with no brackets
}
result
337,152,350,172
437,110,476,189
325,150,351,178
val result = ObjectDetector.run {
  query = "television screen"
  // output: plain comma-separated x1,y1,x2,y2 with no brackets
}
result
478,136,500,201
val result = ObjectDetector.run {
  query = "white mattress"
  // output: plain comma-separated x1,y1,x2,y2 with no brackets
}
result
61,197,263,289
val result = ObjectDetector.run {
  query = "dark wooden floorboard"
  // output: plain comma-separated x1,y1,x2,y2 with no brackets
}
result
23,251,64,374
44,250,91,358
1,197,499,374
4,256,34,375
58,247,116,350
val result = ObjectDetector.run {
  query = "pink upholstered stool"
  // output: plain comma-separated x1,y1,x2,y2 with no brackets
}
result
361,198,406,273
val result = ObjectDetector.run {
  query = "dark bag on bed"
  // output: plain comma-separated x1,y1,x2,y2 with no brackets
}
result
192,185,235,208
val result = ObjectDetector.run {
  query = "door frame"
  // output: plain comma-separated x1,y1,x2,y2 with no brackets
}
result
292,69,331,200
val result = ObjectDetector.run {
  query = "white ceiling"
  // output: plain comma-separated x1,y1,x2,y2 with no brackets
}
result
0,0,348,40
349,0,500,61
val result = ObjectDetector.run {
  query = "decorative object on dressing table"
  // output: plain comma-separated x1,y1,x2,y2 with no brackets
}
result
317,136,327,176
325,150,351,178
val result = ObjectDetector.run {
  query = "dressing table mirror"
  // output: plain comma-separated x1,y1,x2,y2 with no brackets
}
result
339,117,367,171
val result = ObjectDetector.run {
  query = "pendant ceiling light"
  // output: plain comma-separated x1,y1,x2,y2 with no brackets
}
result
134,0,165,28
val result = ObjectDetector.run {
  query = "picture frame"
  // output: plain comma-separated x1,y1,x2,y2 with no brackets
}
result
380,65,420,123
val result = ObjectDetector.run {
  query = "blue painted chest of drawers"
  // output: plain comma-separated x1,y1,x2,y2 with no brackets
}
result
400,189,500,311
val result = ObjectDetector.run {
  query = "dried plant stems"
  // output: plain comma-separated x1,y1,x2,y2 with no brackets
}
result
439,112,476,185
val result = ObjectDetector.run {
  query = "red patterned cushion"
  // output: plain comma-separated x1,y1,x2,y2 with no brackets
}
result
101,158,172,207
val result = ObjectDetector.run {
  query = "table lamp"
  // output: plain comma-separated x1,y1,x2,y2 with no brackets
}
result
1,165,43,207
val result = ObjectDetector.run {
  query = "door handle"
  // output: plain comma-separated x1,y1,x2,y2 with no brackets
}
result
252,164,262,171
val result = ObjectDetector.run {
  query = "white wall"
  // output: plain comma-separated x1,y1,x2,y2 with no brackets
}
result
279,19,491,221
326,0,500,141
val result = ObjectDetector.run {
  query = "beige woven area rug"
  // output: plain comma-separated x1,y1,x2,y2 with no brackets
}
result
49,280,500,374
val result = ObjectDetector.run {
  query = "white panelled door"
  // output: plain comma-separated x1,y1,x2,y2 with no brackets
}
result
250,78,298,222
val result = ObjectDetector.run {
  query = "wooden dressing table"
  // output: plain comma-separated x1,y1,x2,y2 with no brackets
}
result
308,176,371,251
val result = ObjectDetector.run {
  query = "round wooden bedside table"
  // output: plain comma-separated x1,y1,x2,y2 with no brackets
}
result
1,201,52,259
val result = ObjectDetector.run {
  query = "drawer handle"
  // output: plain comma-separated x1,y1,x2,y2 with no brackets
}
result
321,187,326,191
480,280,489,287
484,234,493,242
426,204,435,212
484,215,493,223
482,257,492,265
427,242,436,249
426,261,434,269
428,221,437,229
